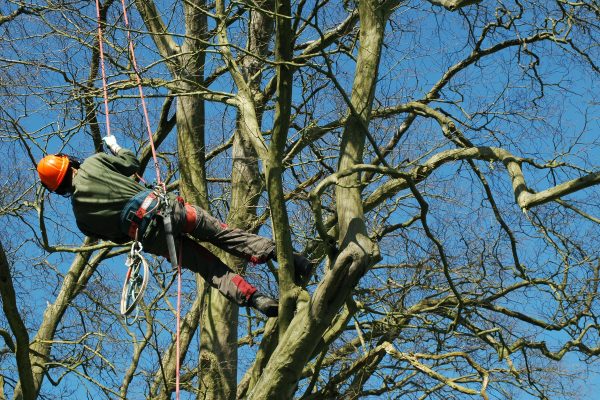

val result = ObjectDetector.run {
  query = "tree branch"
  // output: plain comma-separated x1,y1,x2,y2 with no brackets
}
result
134,0,180,70
0,240,35,399
215,0,269,161
0,5,36,26
425,0,482,11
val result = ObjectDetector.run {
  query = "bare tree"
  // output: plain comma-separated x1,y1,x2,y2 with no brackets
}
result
1,0,599,399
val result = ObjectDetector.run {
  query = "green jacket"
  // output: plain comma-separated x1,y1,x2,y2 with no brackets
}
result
71,149,144,243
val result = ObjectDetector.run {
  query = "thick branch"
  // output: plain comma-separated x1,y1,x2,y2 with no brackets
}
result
0,241,35,400
13,239,109,399
383,343,487,397
134,0,180,71
215,0,269,161
0,6,33,26
249,1,386,397
139,96,175,173
360,147,600,213
269,0,297,334
425,0,482,11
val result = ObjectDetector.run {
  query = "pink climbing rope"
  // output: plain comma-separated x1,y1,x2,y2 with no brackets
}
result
94,0,113,138
176,240,183,399
119,0,163,187
95,1,183,397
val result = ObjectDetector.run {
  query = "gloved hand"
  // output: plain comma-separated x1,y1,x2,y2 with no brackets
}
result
102,135,122,155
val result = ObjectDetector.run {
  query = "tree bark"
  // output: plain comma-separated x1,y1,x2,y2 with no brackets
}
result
0,241,34,400
247,1,385,397
176,0,209,207
267,0,296,335
201,2,274,398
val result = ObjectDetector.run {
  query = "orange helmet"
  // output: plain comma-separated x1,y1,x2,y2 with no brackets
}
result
37,154,70,191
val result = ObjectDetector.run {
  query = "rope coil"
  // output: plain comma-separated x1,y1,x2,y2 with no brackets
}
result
120,241,150,318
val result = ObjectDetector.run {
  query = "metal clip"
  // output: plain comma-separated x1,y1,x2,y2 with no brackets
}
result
126,241,143,267
154,184,169,211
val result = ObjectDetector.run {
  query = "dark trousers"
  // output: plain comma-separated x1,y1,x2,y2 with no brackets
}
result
141,199,275,305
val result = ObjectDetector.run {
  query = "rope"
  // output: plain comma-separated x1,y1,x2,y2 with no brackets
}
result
94,1,183,397
120,240,150,320
119,0,162,186
94,0,112,137
176,240,183,399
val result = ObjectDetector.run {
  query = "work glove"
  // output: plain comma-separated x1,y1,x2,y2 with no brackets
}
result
102,135,122,155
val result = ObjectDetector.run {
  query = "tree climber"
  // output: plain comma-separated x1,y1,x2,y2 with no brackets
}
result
36,135,313,317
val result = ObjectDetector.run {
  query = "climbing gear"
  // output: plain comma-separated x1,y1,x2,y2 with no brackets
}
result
120,240,149,321
157,190,180,269
120,190,160,239
155,187,184,397
37,154,70,191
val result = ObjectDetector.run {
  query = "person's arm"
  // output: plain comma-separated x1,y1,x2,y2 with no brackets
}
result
102,136,140,176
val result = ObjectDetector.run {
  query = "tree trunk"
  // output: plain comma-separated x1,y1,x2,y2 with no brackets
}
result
201,2,274,399
247,1,385,397
267,0,296,336
145,0,210,397
0,241,34,400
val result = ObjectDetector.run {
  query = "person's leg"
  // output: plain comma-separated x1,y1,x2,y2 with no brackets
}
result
179,237,255,304
178,238,278,317
142,220,278,316
182,204,276,263
179,202,314,283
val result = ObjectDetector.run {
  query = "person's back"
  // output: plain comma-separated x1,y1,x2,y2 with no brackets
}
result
71,149,144,243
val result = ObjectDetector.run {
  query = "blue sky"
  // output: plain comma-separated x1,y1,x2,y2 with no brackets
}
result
1,0,599,399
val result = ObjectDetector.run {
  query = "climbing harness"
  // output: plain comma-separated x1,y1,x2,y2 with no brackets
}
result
94,0,185,396
119,186,166,323
156,190,180,272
